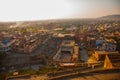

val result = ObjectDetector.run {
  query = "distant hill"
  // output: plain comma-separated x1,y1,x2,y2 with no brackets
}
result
97,15,120,20
0,14,120,30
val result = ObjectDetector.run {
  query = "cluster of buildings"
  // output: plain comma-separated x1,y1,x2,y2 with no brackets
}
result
0,38,15,52
0,29,50,54
0,20,120,75
95,37,116,51
51,21,120,68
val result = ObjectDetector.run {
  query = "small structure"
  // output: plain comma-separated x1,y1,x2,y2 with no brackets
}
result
93,50,108,61
66,27,78,31
96,38,106,49
75,32,88,43
104,53,120,69
60,63,75,67
13,72,19,76
88,37,96,48
95,38,117,51
102,43,116,51
24,38,40,53
60,40,75,54
0,39,15,52
57,33,74,37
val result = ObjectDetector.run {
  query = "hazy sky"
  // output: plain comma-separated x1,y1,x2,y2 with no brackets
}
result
0,0,120,21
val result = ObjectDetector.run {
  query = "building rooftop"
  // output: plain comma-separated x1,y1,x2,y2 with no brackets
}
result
95,51,119,55
61,40,75,47
95,50,108,55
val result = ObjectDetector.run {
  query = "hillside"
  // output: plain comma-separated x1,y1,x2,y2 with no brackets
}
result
97,15,120,20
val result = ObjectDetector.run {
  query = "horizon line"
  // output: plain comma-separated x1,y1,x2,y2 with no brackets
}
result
0,14,120,23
